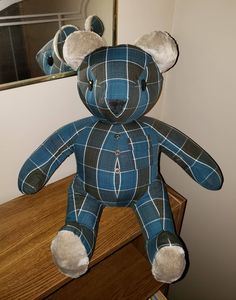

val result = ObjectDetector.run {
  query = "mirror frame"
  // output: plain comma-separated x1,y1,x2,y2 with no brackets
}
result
0,0,117,91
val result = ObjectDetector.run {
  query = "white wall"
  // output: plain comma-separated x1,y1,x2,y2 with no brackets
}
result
118,1,236,298
117,0,175,43
161,1,236,299
0,76,90,203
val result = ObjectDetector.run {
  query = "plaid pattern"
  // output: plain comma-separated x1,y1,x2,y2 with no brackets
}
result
149,290,168,300
36,25,78,75
53,25,78,64
36,39,72,75
62,175,104,257
77,45,163,123
18,116,223,264
132,178,184,263
19,44,223,268
87,15,104,37
140,116,223,190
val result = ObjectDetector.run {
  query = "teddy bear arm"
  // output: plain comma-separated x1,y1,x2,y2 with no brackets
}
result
18,140,73,194
159,131,223,190
18,121,85,194
141,117,223,190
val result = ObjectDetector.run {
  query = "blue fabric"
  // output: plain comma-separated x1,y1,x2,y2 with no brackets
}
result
78,45,163,123
36,25,78,75
18,116,223,263
89,15,104,37
36,39,73,75
19,44,223,273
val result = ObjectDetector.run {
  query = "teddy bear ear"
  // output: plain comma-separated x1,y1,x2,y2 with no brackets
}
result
84,15,105,37
63,31,106,71
135,31,178,73
53,25,79,64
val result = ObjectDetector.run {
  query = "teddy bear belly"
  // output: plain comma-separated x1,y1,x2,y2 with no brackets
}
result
83,166,150,205
75,121,154,205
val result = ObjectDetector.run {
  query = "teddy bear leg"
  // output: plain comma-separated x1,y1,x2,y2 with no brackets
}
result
51,181,104,278
149,231,186,283
51,228,89,278
132,180,186,283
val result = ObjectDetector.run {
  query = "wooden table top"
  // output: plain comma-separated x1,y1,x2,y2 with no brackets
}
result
0,175,186,299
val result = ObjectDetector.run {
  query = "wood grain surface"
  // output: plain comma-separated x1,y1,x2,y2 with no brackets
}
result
0,175,186,299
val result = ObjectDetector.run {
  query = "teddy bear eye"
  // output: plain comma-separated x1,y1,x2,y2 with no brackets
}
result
47,55,54,66
88,80,93,91
141,79,147,91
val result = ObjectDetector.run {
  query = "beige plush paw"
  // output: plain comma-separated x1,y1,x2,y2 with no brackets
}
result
152,246,186,283
51,230,89,278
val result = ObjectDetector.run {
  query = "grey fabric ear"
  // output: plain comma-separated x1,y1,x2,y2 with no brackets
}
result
135,31,178,73
53,25,79,63
63,31,106,70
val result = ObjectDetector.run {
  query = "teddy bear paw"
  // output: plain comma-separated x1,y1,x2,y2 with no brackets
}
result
152,245,186,283
51,230,89,278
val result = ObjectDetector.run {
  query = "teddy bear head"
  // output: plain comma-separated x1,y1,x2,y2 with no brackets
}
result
37,18,178,124
36,15,104,75
64,30,178,123
76,44,163,123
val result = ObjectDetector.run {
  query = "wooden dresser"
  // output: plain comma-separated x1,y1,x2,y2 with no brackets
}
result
0,175,186,299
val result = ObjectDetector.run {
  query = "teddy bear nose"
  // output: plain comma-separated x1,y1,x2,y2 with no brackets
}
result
108,100,126,115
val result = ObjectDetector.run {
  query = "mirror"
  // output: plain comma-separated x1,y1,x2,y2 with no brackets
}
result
0,0,117,90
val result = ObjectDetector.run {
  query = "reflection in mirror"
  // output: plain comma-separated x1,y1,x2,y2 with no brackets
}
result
0,0,116,90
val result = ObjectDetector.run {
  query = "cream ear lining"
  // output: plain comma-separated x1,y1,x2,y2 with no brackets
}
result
135,31,178,73
53,25,79,63
84,15,94,31
63,31,107,71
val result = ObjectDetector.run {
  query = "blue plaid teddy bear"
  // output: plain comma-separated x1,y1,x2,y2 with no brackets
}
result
18,22,223,283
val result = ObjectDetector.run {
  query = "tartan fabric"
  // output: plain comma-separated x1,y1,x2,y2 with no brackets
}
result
132,177,186,263
54,25,78,63
62,174,104,257
77,45,163,123
36,25,78,75
19,44,223,269
88,15,104,37
140,116,223,190
36,39,72,75
18,116,223,263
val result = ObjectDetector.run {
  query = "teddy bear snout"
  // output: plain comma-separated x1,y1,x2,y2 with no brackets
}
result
108,100,126,116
